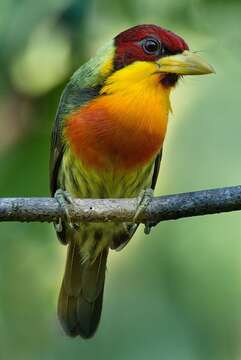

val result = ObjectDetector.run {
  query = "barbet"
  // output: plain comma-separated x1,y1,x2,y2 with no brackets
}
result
50,24,214,338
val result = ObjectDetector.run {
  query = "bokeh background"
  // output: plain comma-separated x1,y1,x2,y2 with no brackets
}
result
0,0,241,359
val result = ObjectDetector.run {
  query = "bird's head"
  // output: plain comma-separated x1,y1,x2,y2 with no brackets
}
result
91,24,214,92
113,24,214,86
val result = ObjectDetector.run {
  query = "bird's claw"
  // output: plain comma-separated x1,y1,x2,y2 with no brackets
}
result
143,220,159,235
134,188,156,234
54,189,75,232
54,217,63,232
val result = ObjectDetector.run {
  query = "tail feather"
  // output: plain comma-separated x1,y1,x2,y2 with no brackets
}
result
58,234,108,338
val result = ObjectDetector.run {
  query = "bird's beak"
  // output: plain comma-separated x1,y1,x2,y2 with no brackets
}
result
156,50,215,75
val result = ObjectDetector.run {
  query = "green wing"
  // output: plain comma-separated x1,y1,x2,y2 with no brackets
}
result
49,82,101,196
151,149,162,190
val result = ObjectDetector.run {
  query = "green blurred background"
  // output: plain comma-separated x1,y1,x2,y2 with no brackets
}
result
0,0,241,359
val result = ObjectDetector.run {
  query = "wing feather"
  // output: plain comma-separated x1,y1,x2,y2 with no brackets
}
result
151,149,162,190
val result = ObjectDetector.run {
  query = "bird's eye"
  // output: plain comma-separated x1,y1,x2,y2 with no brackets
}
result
143,38,160,55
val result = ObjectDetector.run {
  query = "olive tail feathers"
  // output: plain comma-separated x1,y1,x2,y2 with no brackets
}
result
58,237,108,338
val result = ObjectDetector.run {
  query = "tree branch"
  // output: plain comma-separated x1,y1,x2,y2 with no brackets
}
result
0,184,241,225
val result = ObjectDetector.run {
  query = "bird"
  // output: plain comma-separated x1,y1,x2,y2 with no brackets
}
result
50,24,214,339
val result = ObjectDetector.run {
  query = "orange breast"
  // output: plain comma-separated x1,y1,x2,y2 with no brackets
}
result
65,69,171,171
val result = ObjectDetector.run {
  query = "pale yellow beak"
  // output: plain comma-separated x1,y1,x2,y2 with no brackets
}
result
156,50,215,75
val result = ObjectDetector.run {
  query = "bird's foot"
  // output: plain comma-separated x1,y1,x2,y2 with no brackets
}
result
134,188,156,235
54,189,76,232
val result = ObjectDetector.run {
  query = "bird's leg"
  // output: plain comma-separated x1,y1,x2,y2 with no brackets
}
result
54,189,76,232
134,188,156,234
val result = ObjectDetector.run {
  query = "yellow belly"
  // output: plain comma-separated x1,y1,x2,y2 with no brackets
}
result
61,147,155,199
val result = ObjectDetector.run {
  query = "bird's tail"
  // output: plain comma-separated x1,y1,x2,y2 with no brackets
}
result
57,235,108,338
